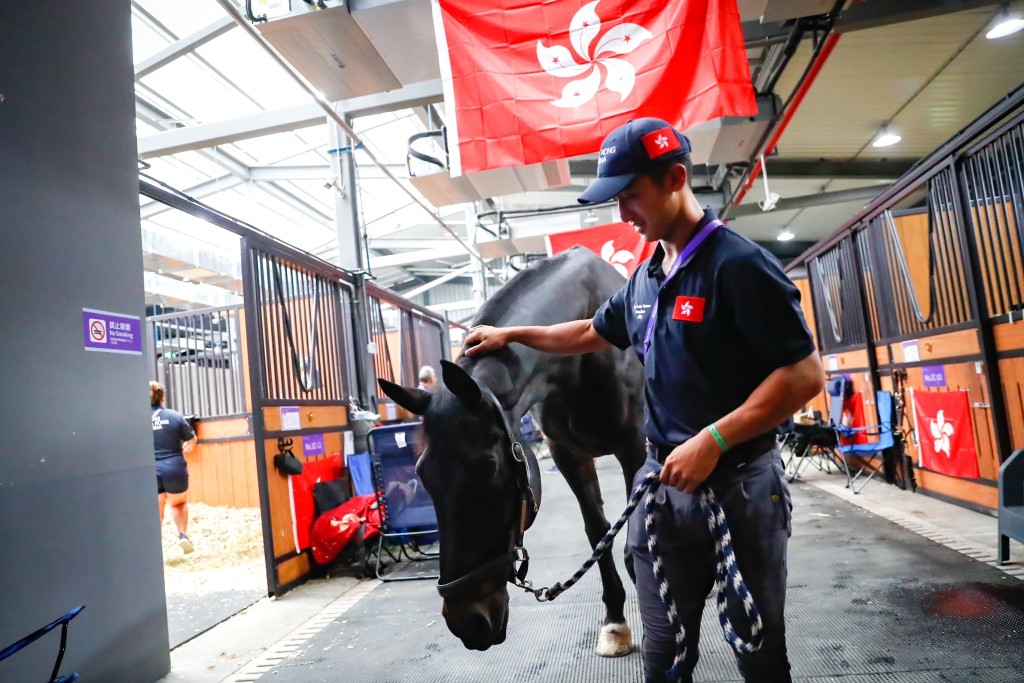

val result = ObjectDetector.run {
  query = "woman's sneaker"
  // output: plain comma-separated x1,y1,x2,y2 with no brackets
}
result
178,533,195,554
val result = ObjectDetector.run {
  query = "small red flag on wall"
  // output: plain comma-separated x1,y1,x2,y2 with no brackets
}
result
911,389,979,479
432,0,756,174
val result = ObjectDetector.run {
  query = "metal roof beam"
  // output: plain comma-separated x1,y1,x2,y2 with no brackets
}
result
760,158,917,178
140,174,245,219
134,16,236,81
569,158,914,179
834,0,1003,33
137,79,443,158
728,185,885,218
371,245,469,268
400,263,475,299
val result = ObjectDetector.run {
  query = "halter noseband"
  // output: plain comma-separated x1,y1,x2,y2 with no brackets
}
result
435,386,541,600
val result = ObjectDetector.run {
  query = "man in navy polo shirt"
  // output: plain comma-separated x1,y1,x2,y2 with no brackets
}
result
464,118,824,683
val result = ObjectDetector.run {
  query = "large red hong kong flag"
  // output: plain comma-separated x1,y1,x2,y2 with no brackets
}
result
432,0,756,175
911,390,980,479
546,222,655,277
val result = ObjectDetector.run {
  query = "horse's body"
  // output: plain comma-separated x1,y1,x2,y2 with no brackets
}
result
379,247,646,656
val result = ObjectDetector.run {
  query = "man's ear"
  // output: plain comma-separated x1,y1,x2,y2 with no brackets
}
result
670,161,688,192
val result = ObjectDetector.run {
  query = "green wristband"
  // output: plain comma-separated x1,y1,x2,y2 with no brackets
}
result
707,424,729,452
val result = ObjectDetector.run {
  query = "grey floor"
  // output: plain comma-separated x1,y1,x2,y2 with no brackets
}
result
245,455,1024,682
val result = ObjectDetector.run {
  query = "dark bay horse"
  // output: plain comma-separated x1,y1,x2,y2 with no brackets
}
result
378,247,646,657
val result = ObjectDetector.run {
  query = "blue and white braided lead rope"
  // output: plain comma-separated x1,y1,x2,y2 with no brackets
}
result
527,468,763,683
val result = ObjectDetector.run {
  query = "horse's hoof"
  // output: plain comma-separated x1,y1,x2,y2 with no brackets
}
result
594,622,633,657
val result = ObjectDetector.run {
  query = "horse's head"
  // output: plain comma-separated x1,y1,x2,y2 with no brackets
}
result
378,359,539,651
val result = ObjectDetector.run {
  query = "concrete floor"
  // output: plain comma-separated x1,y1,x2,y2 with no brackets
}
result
158,453,1024,683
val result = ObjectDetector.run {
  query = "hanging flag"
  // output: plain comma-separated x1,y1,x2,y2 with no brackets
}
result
432,0,756,175
840,391,869,446
546,221,656,277
911,390,980,479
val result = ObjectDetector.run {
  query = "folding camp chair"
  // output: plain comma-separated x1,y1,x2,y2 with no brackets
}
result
834,391,895,493
368,422,439,582
0,605,84,683
784,417,844,482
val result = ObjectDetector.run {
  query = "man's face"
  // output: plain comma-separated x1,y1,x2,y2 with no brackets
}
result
614,170,681,243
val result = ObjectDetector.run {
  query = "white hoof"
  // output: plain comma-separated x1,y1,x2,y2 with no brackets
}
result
594,621,633,657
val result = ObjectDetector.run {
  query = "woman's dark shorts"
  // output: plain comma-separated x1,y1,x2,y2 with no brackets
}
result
156,455,189,494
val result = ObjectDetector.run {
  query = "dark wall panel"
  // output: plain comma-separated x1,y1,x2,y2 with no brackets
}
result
0,5,170,682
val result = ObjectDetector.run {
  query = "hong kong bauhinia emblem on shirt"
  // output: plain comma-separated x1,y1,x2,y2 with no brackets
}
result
537,1,653,108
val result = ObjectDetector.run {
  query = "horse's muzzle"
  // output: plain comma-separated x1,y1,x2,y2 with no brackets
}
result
442,588,509,650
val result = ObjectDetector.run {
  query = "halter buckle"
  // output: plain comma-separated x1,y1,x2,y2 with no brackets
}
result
513,545,529,563
511,441,526,463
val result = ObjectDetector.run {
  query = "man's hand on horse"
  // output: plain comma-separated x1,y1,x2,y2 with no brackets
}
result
463,325,509,357
659,431,721,493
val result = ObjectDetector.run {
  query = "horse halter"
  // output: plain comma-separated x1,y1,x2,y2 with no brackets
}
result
435,386,541,600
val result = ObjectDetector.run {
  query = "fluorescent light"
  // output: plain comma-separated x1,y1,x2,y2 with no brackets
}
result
987,8,1024,38
777,230,795,242
583,210,599,224
872,129,901,148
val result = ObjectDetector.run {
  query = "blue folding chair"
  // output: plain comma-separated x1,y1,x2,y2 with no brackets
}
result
368,423,439,582
834,391,894,493
0,605,84,683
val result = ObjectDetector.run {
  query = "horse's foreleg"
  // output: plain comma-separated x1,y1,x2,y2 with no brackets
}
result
549,444,634,658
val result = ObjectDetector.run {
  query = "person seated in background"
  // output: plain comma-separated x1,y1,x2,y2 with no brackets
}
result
417,365,437,392
151,381,198,554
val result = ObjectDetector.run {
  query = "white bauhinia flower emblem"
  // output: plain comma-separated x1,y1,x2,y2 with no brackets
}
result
680,301,693,317
537,1,653,108
600,240,635,278
929,409,955,456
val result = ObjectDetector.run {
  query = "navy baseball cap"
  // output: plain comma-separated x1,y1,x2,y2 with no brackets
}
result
578,118,692,205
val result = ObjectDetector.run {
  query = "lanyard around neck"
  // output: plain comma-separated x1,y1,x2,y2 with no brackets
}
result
642,219,723,361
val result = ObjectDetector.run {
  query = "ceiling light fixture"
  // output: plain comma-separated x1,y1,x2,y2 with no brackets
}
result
777,230,795,242
583,209,599,224
872,127,902,148
987,7,1024,39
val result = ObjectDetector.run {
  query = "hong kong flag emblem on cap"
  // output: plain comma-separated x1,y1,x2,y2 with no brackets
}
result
641,127,682,159
672,296,705,322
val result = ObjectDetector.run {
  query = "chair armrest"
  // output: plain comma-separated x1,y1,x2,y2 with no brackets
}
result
999,449,1024,507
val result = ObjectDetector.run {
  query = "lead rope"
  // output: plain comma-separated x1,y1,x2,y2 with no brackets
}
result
516,468,763,683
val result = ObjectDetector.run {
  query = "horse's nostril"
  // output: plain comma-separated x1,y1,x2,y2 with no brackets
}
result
468,611,491,637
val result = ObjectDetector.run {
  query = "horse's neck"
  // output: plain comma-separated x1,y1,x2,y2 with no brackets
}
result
469,354,551,420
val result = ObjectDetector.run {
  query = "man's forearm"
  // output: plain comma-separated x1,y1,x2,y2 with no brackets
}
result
506,319,609,355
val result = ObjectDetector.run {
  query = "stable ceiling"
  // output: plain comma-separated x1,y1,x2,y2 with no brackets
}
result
132,0,1024,311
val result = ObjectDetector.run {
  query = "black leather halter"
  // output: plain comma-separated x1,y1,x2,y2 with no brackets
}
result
435,385,541,599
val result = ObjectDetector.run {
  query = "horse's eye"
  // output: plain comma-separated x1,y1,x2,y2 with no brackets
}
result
476,458,499,479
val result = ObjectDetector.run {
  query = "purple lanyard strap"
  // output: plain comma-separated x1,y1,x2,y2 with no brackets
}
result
642,219,723,361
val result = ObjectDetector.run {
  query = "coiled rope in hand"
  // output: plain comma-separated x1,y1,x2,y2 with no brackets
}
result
518,468,763,683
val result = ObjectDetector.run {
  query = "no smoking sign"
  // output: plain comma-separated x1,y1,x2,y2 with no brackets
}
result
89,318,107,343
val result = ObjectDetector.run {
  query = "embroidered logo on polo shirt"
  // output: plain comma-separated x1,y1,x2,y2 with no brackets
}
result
672,296,705,322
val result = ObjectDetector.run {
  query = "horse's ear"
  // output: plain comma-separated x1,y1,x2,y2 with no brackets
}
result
440,359,481,406
377,379,432,416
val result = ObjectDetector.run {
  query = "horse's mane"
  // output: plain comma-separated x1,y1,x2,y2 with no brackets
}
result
472,249,584,327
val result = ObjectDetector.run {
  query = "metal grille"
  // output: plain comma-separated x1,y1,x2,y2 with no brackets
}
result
251,248,350,402
368,296,450,397
146,304,245,417
368,296,397,395
809,236,867,351
961,118,1024,318
859,167,972,340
